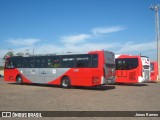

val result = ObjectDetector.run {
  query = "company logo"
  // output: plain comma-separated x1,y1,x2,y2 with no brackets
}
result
145,59,149,64
2,112,11,117
1,112,42,118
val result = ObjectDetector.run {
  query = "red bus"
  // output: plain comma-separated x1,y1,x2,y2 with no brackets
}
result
150,61,158,82
4,50,115,88
115,55,150,83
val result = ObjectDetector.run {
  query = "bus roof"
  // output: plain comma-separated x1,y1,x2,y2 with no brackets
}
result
8,50,113,58
115,54,149,59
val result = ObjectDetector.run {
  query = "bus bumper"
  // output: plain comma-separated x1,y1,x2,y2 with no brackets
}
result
107,79,115,84
101,76,115,85
101,76,107,85
138,76,150,83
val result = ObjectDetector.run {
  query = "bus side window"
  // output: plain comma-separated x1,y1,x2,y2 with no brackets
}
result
14,60,18,68
10,62,14,68
151,64,154,71
5,60,14,68
30,59,35,68
40,57,46,68
92,54,98,68
24,58,33,68
17,59,23,68
52,56,60,68
75,55,91,68
35,58,40,68
47,57,53,68
61,55,75,68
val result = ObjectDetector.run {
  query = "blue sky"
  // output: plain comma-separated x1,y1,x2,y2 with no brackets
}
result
0,0,159,65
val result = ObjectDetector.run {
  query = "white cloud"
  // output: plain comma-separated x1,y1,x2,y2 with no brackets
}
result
1,25,156,62
6,38,40,46
60,26,126,45
7,41,155,59
0,40,157,64
24,42,112,55
117,41,156,54
63,43,114,52
91,26,126,35
114,41,157,60
61,34,92,44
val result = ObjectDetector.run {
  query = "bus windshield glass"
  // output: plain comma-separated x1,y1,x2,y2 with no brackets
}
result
116,58,138,70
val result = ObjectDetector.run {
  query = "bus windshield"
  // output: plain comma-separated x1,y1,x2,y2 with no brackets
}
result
116,58,138,70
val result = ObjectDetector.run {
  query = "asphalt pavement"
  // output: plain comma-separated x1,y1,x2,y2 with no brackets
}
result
0,78,159,120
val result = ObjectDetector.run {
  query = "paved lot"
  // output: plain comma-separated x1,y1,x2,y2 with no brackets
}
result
0,78,160,120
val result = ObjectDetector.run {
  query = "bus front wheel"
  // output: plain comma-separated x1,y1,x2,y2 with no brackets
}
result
16,75,23,85
61,77,71,88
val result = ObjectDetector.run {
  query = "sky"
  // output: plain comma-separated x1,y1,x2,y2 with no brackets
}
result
0,0,159,65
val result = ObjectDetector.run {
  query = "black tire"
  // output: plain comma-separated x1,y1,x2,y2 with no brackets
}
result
61,77,71,88
16,75,23,85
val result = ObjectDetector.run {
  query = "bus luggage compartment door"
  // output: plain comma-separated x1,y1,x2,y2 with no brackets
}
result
26,68,49,84
34,68,46,83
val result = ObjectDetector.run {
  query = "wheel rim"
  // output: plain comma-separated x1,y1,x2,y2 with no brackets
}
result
62,79,68,87
17,77,22,84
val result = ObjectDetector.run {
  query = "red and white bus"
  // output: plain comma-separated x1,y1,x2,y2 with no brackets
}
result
115,55,150,83
150,61,158,82
4,50,115,88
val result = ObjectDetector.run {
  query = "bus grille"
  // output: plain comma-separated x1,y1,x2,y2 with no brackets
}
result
144,70,150,80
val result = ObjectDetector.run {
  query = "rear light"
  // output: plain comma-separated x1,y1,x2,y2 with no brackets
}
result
92,77,99,84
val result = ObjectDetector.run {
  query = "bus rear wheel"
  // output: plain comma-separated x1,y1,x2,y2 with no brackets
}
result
61,77,71,88
16,75,23,85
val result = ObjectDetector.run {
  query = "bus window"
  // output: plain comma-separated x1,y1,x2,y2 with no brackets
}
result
75,55,91,68
47,57,53,68
128,58,138,70
116,60,127,70
40,57,46,68
23,58,29,68
92,54,98,68
30,59,35,68
150,63,154,71
61,55,75,68
143,65,150,69
116,58,138,70
5,59,14,69
23,58,35,68
52,56,60,68
13,57,23,68
35,57,40,68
